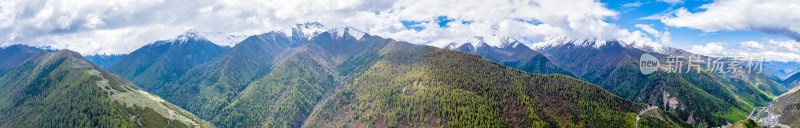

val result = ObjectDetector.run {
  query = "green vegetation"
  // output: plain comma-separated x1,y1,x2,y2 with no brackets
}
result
302,43,680,127
728,119,763,128
152,32,311,120
0,50,210,127
537,41,786,126
134,30,685,127
211,49,338,127
107,38,227,91
637,109,694,128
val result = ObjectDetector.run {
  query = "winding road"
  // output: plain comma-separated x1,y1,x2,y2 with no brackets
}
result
635,106,660,128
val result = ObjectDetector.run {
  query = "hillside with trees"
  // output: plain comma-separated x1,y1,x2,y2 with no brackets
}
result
0,49,211,127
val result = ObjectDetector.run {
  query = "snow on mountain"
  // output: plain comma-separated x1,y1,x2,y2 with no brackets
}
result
437,34,669,54
168,29,248,46
442,35,524,50
280,22,328,40
627,40,668,53
441,42,464,49
527,37,610,50
475,35,522,48
528,37,668,53
328,26,367,40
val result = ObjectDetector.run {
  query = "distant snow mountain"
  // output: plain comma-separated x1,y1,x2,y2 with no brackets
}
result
442,35,523,51
434,35,670,55
171,29,249,46
278,22,367,41
327,26,367,40
280,22,328,40
528,37,670,54
441,35,575,77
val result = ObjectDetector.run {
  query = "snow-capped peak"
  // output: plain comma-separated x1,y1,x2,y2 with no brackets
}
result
527,37,572,50
528,37,668,53
168,29,248,46
280,22,328,40
471,35,522,48
443,35,524,50
441,42,464,49
627,41,668,53
328,26,367,40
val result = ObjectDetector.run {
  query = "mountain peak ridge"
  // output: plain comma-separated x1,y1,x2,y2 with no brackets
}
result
442,35,526,52
162,29,248,46
280,22,328,40
528,37,668,53
326,26,367,40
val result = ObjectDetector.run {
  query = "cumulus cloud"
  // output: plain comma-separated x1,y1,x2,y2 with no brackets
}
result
689,42,727,56
739,41,764,50
658,0,800,40
689,40,800,62
635,24,671,45
737,40,800,62
0,0,658,54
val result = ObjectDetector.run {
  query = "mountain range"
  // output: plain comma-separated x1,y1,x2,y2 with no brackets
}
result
92,23,688,127
531,39,785,127
1,22,793,127
441,35,575,77
443,37,788,127
106,30,232,91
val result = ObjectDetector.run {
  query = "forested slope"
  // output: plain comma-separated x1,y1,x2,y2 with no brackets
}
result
0,50,211,127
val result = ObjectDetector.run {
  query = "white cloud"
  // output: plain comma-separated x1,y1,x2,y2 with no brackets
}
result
635,24,672,45
658,0,800,40
688,40,800,62
739,41,764,50
622,2,642,8
636,24,659,36
741,40,800,62
766,40,800,53
689,42,727,56
0,0,658,54
657,0,683,4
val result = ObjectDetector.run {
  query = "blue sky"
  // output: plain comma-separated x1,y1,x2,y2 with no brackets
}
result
1,0,798,61
600,0,793,49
